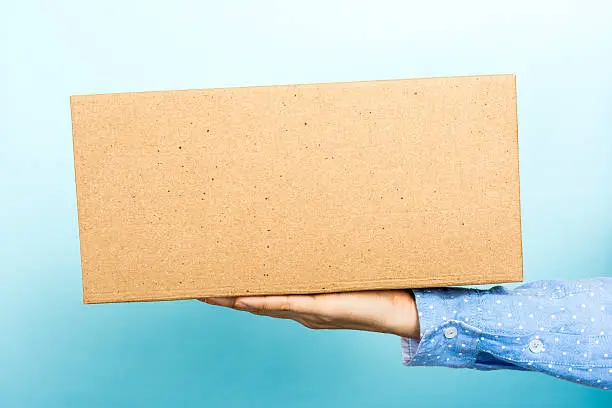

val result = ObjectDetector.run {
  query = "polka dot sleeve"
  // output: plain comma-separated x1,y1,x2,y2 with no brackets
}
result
401,278,612,390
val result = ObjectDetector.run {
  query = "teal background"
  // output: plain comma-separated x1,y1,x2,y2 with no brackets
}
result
1,0,611,406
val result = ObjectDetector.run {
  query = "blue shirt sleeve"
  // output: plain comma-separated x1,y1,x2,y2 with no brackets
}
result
403,278,612,390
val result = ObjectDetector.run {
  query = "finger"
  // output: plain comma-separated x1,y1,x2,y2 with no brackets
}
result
248,310,299,320
246,311,327,330
199,297,237,308
234,295,316,313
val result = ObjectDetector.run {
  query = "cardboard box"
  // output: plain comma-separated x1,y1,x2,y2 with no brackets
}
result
71,74,522,304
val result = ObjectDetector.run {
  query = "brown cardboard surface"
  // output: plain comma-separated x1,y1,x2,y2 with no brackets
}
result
71,74,522,304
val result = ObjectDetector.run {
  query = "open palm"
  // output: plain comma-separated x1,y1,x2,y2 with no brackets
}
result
201,290,420,339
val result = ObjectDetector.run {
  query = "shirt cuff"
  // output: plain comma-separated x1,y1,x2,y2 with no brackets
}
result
401,287,483,368
401,337,421,364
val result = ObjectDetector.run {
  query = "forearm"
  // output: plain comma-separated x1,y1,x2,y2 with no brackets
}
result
403,278,612,390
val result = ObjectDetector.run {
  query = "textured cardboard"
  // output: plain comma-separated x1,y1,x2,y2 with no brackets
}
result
71,74,522,304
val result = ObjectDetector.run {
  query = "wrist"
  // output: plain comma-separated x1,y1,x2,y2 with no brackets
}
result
385,290,420,339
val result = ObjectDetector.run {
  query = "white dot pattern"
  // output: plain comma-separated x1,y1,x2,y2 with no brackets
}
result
400,278,612,390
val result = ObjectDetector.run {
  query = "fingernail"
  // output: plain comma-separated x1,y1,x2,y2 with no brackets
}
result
205,297,225,305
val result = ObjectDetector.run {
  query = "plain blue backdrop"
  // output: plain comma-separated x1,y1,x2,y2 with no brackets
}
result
1,1,611,406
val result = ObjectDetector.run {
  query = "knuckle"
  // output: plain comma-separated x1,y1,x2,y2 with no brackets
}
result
278,296,293,312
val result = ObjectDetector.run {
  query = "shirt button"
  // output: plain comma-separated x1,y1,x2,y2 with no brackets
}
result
529,339,544,353
444,327,458,339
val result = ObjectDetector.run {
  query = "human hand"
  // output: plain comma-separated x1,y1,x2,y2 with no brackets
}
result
200,290,420,339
